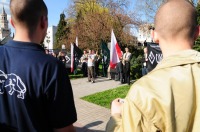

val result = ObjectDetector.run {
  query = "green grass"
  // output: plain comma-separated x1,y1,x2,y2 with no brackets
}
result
68,68,83,79
81,85,131,109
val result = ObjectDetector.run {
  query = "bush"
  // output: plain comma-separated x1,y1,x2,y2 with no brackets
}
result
130,48,143,80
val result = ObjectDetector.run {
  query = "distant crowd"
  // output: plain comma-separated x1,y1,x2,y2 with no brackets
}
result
45,47,151,85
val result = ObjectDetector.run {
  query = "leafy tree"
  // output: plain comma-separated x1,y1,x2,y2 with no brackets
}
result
54,13,70,49
194,3,200,52
65,0,139,51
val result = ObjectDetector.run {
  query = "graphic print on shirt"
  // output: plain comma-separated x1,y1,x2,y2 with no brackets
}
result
0,70,26,99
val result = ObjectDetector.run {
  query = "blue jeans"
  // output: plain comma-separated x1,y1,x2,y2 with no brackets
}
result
142,67,148,76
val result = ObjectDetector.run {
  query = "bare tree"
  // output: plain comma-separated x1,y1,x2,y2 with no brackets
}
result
63,0,139,50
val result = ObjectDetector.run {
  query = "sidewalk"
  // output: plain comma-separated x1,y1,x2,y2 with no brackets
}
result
71,77,126,132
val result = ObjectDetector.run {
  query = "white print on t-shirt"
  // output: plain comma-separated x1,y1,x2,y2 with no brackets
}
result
0,70,26,99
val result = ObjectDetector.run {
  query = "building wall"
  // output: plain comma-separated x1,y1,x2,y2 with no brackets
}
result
43,26,57,49
137,24,154,44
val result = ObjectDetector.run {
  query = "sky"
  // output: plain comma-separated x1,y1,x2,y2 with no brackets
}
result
0,0,71,33
0,0,138,35
44,0,71,27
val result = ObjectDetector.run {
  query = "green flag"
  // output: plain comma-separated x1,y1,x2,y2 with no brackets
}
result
101,40,110,77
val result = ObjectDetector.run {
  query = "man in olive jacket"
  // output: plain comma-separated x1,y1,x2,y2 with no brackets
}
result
106,0,200,132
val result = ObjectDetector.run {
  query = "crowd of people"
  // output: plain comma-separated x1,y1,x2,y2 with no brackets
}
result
80,49,101,83
45,45,150,85
79,47,132,85
45,49,71,68
1,0,200,132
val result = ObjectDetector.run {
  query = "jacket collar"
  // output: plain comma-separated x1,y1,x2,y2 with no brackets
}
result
153,50,200,71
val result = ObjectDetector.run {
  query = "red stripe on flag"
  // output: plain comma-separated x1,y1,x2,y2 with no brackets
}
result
115,42,122,59
110,61,117,69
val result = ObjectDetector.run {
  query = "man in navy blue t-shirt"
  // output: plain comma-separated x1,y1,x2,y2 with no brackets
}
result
0,0,77,132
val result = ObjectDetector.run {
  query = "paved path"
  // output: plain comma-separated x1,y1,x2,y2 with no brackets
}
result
71,77,126,132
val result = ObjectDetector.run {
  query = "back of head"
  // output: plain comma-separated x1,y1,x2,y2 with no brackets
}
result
10,0,48,35
154,0,197,41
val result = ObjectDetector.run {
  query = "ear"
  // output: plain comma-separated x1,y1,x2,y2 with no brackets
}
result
10,18,15,28
40,16,48,29
152,30,159,44
194,26,200,40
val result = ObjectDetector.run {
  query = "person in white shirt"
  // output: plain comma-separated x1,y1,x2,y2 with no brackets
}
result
87,49,95,83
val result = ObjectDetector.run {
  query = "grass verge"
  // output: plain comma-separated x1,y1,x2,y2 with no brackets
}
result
68,68,83,79
81,85,131,109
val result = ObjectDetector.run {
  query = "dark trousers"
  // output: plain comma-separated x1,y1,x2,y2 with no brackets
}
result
116,61,124,83
94,61,100,77
142,66,148,76
88,66,95,81
124,62,130,85
102,64,108,77
82,62,88,77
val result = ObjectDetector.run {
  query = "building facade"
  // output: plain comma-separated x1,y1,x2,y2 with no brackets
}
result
137,24,154,44
43,26,57,50
0,6,11,45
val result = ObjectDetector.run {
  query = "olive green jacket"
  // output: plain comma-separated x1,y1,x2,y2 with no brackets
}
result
106,50,200,132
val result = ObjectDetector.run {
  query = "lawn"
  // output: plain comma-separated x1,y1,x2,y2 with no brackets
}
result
68,68,83,79
81,85,131,109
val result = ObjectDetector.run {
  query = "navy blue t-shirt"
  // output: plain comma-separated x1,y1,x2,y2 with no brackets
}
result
0,40,77,132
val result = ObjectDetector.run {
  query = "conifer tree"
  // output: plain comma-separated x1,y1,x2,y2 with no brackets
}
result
54,13,69,49
194,3,200,51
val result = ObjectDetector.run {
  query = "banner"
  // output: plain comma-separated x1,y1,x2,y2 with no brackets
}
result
110,30,122,69
101,41,110,77
101,40,110,63
71,43,83,73
147,42,163,72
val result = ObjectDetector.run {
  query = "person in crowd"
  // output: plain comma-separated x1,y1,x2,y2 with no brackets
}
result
91,50,97,78
87,49,95,83
45,49,49,54
81,50,88,77
0,0,77,131
107,65,112,80
122,47,131,85
106,0,200,131
94,50,101,77
52,51,57,58
102,50,109,77
142,47,148,76
58,51,67,66
116,54,124,83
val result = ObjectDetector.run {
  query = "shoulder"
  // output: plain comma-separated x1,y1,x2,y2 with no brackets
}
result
127,70,170,104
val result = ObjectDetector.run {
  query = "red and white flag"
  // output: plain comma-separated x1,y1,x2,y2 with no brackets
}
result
71,43,74,72
110,30,122,69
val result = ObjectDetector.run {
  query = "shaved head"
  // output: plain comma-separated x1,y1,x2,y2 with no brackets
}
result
10,0,48,35
154,0,197,41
